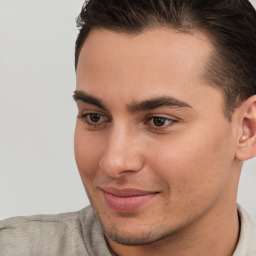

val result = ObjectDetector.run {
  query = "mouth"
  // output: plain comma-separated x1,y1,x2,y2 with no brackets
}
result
101,187,159,213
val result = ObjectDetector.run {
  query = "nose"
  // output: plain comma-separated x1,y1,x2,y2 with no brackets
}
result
99,124,145,178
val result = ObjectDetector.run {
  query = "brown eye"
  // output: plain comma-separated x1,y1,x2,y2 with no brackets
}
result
89,113,102,123
152,117,171,127
78,112,110,129
146,116,175,131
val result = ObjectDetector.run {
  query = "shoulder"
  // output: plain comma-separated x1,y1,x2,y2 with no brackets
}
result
0,208,84,235
0,206,95,256
233,205,256,256
0,210,81,229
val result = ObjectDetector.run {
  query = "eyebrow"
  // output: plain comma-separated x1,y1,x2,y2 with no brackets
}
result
73,90,108,110
127,96,192,112
73,90,192,112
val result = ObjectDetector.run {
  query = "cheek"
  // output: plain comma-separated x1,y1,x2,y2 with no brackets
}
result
146,123,234,207
74,124,104,181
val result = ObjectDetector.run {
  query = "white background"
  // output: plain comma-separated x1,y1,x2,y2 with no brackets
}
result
1,0,256,220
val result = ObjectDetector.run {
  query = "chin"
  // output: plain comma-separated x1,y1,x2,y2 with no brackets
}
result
105,227,172,246
97,212,175,246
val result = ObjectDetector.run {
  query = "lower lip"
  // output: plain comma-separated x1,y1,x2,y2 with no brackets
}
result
103,191,157,213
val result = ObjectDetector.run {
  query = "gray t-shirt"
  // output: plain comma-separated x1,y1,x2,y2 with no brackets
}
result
0,205,255,256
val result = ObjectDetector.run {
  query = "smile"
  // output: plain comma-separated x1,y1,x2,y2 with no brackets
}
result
101,187,159,213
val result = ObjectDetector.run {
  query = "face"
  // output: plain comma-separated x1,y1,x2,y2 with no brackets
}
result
75,28,240,245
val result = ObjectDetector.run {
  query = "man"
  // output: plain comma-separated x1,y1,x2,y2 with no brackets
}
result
1,0,256,255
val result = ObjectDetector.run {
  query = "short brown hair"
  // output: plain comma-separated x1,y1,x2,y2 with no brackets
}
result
75,0,256,119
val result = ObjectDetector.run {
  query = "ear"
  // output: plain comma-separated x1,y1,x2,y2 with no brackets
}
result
235,95,256,161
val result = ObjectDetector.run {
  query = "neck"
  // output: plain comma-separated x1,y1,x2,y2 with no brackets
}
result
107,203,240,256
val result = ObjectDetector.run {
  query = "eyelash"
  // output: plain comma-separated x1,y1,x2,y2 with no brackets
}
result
78,113,177,131
146,116,175,130
78,113,110,129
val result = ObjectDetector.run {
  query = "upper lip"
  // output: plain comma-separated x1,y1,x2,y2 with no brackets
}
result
101,186,159,197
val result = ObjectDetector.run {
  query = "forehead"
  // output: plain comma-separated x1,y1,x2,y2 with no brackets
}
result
77,28,213,71
76,28,222,112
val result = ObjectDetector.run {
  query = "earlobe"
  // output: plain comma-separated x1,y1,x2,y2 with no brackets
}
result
235,95,256,161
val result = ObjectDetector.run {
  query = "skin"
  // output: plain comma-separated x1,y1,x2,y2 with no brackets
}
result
74,28,256,256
